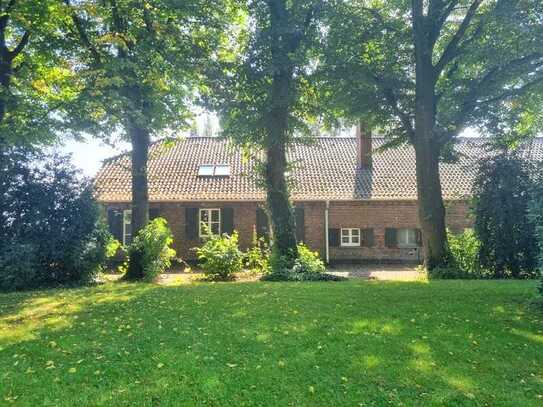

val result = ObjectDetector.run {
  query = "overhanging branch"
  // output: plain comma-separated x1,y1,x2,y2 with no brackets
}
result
434,0,483,75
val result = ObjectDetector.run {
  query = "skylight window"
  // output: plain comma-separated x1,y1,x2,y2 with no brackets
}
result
198,164,230,177
214,164,230,176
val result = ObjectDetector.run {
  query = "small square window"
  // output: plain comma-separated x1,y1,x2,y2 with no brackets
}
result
340,228,361,247
397,228,417,248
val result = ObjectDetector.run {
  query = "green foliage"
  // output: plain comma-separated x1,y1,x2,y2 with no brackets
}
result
473,152,539,278
432,229,486,279
319,0,543,144
0,1,77,146
62,0,236,142
196,231,243,280
243,239,270,274
0,242,39,291
292,244,326,274
263,243,340,281
527,164,543,298
0,149,112,290
128,218,176,281
0,280,541,404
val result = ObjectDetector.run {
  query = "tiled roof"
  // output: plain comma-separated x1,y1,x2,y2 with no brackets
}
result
94,136,543,202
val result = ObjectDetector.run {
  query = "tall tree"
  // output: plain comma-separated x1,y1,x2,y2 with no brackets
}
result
0,0,76,146
320,0,543,269
208,0,322,270
62,0,233,279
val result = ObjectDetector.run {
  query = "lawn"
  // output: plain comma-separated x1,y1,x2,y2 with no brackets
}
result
0,280,542,406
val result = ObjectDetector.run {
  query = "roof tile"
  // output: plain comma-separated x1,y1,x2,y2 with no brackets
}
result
94,136,543,202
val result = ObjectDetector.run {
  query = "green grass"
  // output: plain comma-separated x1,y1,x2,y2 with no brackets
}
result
0,280,542,406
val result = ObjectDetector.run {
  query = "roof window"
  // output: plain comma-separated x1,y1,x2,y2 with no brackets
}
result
198,164,230,177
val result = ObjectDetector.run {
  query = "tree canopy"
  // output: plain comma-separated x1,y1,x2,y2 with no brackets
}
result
318,0,543,269
206,0,324,269
0,0,78,146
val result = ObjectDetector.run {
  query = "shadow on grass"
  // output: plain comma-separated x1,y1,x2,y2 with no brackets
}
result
0,280,542,405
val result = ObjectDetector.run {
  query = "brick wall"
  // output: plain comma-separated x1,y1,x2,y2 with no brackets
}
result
325,200,472,263
103,199,472,263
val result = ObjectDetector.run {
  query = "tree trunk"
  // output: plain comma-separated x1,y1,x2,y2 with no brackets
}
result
125,121,150,280
412,8,450,270
265,132,298,266
413,135,449,269
265,0,299,269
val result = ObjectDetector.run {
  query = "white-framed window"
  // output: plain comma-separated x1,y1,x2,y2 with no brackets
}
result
198,164,231,177
123,209,132,245
199,208,221,238
341,228,361,247
397,228,417,248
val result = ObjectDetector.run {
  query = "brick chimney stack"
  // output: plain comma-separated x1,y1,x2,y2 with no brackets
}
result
356,123,372,168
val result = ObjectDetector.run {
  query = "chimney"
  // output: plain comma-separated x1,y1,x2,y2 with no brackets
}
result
356,122,372,168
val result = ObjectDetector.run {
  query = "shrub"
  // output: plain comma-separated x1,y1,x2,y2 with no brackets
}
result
244,239,270,274
262,243,342,281
432,229,487,279
0,149,113,290
473,152,539,278
196,231,243,279
292,243,326,274
528,165,543,298
0,242,40,291
127,218,176,281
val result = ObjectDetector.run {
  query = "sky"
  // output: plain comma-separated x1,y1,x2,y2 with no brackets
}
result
56,111,220,177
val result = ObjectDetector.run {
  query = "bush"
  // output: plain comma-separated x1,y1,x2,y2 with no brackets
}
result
262,243,342,281
431,229,488,279
127,218,176,281
0,243,40,291
292,244,326,274
243,239,270,274
528,165,543,298
196,231,243,279
0,149,113,290
473,152,539,278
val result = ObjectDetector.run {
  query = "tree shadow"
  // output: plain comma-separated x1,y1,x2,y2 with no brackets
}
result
0,280,541,405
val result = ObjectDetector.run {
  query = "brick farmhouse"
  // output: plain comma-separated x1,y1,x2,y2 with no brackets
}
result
93,131,543,264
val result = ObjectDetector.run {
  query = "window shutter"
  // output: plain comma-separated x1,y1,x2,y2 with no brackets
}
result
149,208,160,220
295,206,305,242
416,229,423,246
185,207,199,239
328,228,340,247
256,207,270,239
363,228,375,247
385,228,397,248
221,207,234,235
107,209,123,242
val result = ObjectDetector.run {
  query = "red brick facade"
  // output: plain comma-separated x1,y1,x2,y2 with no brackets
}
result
105,199,472,264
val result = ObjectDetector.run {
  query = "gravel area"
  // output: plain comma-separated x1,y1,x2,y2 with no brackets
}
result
103,264,424,284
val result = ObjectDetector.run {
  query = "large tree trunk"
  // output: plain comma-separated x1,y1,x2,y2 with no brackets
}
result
412,6,449,270
413,135,449,269
125,121,150,280
265,0,299,269
265,127,298,267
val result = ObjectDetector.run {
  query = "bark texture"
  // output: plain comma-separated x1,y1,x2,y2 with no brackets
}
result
265,0,299,266
0,2,29,130
125,120,150,280
412,0,449,269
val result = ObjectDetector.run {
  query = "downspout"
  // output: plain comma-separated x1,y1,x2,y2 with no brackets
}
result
325,200,330,264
